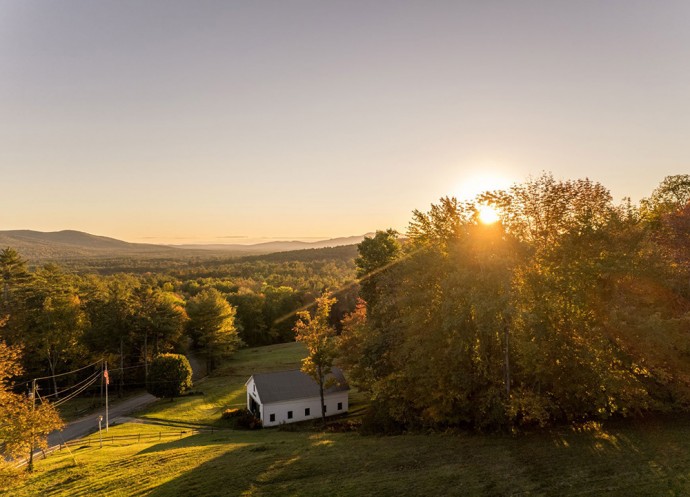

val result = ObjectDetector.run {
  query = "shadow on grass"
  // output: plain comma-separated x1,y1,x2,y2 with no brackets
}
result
144,417,690,497
131,416,221,430
144,438,310,497
507,416,690,496
135,430,272,456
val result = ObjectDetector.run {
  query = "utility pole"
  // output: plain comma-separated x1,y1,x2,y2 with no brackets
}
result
104,361,109,432
28,379,36,472
120,337,124,398
100,361,104,406
144,333,148,378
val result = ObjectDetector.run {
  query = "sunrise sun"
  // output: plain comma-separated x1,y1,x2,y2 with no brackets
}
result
477,204,500,224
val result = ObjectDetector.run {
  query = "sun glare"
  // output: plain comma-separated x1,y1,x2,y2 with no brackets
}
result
478,204,500,224
455,170,513,201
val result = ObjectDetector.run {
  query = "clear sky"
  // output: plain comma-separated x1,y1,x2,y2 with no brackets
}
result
1,1,689,244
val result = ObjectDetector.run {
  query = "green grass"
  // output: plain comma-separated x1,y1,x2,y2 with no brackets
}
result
139,342,308,427
6,342,690,496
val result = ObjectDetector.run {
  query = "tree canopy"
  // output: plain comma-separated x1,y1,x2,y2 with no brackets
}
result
0,341,63,471
340,174,690,430
294,292,339,424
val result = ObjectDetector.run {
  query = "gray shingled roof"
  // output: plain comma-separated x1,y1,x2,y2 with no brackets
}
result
249,367,349,404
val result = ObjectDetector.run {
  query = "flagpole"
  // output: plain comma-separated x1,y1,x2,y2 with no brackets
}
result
105,361,109,432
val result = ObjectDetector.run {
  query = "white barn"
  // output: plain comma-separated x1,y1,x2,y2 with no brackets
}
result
245,368,349,427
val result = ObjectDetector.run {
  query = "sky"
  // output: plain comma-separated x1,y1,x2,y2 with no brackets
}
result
1,0,689,244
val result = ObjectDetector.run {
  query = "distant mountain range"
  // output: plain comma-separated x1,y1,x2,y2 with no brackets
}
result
172,235,371,253
0,230,370,261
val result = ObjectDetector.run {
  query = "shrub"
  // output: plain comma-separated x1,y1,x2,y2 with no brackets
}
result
146,354,193,400
221,408,261,429
360,400,405,435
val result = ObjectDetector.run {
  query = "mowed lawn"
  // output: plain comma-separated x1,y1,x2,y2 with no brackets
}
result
140,342,310,427
5,342,690,496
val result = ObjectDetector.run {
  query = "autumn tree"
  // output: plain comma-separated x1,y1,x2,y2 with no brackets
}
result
370,201,517,429
0,342,62,472
340,174,690,430
293,292,339,424
640,174,690,223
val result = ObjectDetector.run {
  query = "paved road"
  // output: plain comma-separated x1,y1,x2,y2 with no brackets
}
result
47,392,157,447
47,348,203,448
184,343,207,382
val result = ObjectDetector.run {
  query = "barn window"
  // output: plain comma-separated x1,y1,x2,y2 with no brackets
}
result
337,402,343,411
287,411,293,419
269,414,275,422
305,408,310,416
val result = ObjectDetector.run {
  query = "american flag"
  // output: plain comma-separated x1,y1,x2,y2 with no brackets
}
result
104,369,109,385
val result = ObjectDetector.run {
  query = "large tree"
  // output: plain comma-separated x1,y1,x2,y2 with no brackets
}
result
355,229,401,307
186,288,241,372
16,265,87,396
0,341,62,472
293,292,339,424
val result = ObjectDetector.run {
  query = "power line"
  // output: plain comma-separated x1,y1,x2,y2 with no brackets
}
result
40,370,102,400
32,359,104,382
52,373,101,408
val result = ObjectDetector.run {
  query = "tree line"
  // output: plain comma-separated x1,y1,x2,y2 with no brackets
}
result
0,252,356,395
0,247,356,467
338,174,690,430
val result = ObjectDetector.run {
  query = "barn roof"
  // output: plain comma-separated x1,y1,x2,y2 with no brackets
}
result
248,367,349,404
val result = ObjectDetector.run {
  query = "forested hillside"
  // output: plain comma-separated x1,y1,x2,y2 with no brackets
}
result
0,229,364,263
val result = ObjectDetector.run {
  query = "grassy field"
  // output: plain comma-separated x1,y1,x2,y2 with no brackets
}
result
5,342,690,496
139,342,311,427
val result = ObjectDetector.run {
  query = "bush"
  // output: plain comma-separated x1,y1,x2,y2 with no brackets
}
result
221,408,261,429
146,354,193,400
360,400,405,435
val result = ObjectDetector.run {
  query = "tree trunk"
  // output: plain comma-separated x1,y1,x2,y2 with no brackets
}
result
119,337,124,398
504,324,511,398
47,350,59,398
318,365,326,425
27,444,34,472
144,333,148,378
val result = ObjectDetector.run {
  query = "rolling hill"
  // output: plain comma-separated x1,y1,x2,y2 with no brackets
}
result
0,230,369,262
0,230,178,260
171,234,371,253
